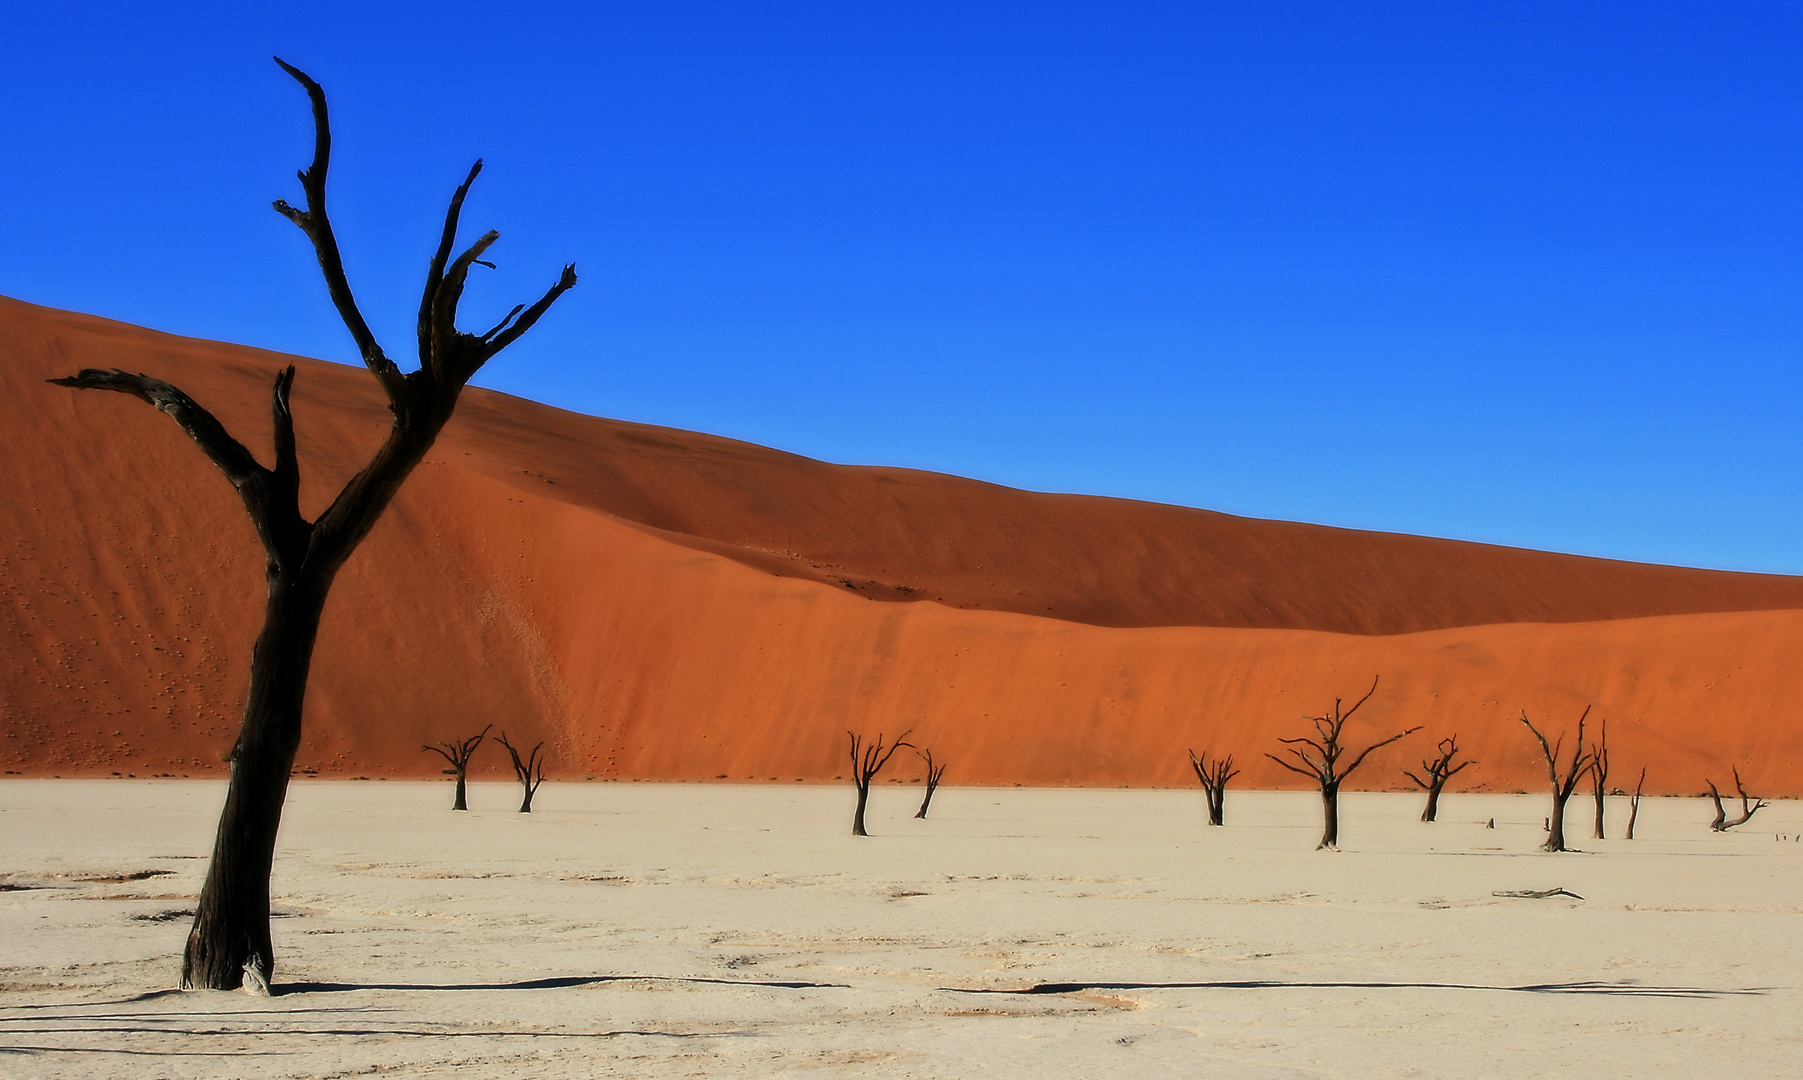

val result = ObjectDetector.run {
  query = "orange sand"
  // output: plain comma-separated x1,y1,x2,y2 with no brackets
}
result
3,296,1799,794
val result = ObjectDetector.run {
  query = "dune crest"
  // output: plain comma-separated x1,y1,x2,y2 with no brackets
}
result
4,297,1800,794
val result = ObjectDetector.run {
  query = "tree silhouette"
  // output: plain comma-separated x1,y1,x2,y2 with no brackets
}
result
497,732,547,813
1266,678,1419,850
847,730,912,836
1402,735,1474,823
1518,707,1593,852
1585,718,1612,839
1625,766,1648,840
422,724,492,811
913,747,948,819
49,61,574,991
1705,765,1767,832
1186,748,1239,826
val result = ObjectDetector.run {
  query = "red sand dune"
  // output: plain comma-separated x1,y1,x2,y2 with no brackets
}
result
4,296,1801,796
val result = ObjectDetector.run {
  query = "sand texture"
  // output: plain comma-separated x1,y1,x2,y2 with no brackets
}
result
5,295,1803,793
1,780,1799,1077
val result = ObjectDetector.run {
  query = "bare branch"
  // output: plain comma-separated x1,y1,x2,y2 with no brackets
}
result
1265,752,1323,780
1340,725,1423,781
1339,675,1381,722
49,369,263,485
418,160,484,369
478,263,579,358
271,59,407,406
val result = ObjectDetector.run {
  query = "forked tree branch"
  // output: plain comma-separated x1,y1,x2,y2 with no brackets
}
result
271,57,407,407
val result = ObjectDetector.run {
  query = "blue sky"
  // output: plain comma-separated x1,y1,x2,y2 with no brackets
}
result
5,3,1801,572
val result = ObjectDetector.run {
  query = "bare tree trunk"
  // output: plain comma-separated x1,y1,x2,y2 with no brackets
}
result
913,749,946,819
1546,788,1572,853
1208,785,1226,827
1590,720,1609,840
1320,785,1340,850
452,772,469,812
1626,766,1646,840
1421,779,1446,823
853,782,872,836
182,577,326,992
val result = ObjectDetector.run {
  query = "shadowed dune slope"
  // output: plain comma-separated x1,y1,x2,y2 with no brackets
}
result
4,296,1801,794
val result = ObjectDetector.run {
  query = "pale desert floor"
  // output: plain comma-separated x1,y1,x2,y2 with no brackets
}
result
1,780,1799,1079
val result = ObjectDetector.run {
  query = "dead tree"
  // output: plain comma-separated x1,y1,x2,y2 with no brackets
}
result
1266,678,1420,850
1187,748,1240,826
1626,766,1647,840
1588,718,1610,839
848,730,912,836
1706,765,1768,831
1518,707,1593,852
497,732,547,813
1401,735,1474,823
422,724,492,811
913,748,948,819
48,61,574,991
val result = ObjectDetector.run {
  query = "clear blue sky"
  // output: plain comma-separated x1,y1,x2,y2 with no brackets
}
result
5,3,1800,573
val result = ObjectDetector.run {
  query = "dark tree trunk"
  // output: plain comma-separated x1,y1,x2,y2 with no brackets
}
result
1592,786,1606,840
1626,766,1646,840
181,576,327,992
1207,786,1226,827
1319,785,1340,850
1544,789,1572,853
452,770,468,812
852,783,871,836
914,777,938,819
1421,779,1445,822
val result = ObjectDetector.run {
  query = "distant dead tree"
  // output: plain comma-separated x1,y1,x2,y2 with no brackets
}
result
422,724,491,811
1625,766,1647,840
497,732,546,813
47,61,575,991
1401,735,1473,823
847,730,912,836
1588,719,1610,839
1518,707,1593,852
1187,749,1240,826
913,748,948,819
1266,678,1420,850
1705,766,1768,831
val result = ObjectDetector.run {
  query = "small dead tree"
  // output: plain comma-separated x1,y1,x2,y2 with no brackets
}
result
1588,718,1610,839
913,748,949,819
1401,735,1474,823
848,730,912,836
49,61,575,991
1187,749,1240,826
1266,678,1420,850
1706,765,1768,831
1518,707,1593,852
497,732,546,813
1625,766,1647,840
422,724,491,811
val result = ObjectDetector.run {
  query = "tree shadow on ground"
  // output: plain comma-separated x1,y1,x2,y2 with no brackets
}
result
943,979,1765,1000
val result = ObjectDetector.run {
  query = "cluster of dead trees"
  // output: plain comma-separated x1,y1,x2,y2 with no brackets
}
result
422,726,547,813
1188,679,1768,852
846,731,950,835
